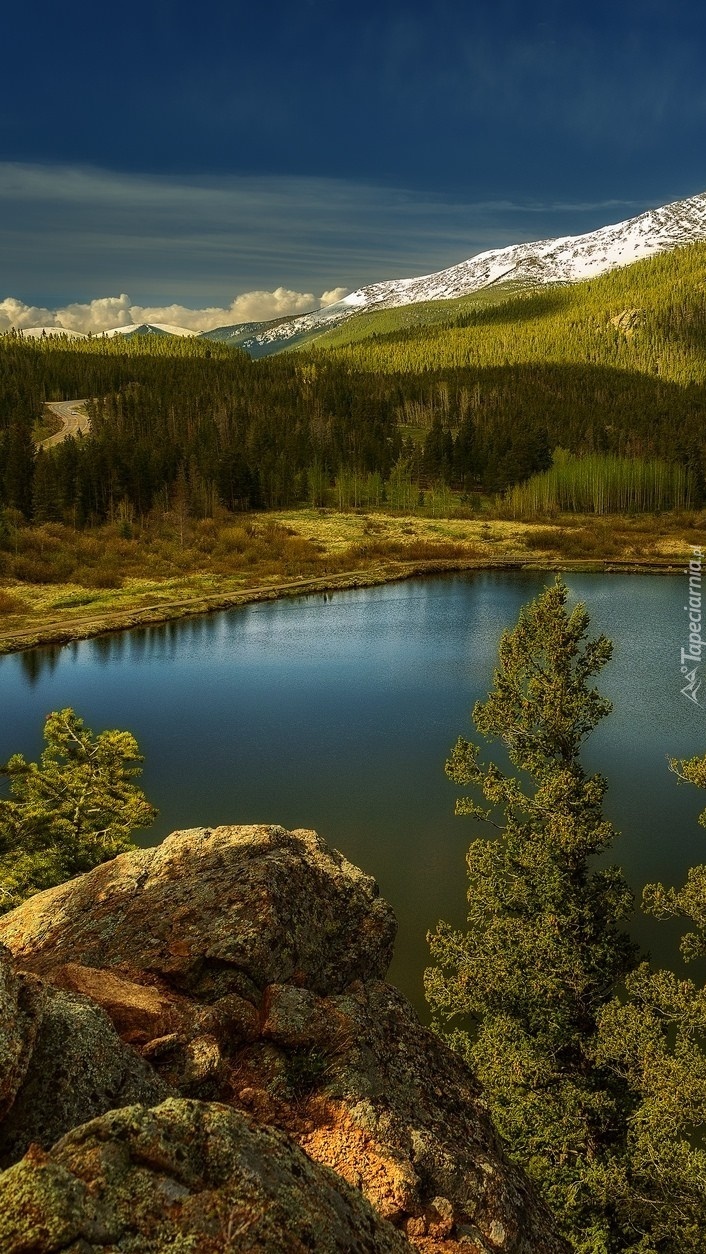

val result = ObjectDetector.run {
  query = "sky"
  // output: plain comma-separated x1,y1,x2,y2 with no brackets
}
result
2,0,706,331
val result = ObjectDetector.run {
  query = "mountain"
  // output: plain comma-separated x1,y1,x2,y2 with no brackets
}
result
15,191,706,354
15,323,197,341
19,327,88,340
203,189,706,357
104,322,197,339
198,316,310,358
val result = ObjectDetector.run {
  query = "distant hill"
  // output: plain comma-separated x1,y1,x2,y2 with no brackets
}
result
19,327,88,340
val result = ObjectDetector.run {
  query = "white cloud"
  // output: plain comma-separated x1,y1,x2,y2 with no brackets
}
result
0,297,58,330
319,288,349,306
0,286,352,335
57,294,134,333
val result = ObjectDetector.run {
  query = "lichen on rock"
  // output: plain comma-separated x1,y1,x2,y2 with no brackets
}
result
0,983,169,1168
0,1098,414,1253
0,824,397,998
0,943,43,1124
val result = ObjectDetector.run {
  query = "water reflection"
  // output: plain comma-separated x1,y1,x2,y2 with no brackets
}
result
90,633,128,667
19,644,62,686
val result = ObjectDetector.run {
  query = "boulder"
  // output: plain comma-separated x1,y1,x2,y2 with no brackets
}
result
251,978,570,1253
0,1098,414,1253
0,825,396,1000
49,962,180,1042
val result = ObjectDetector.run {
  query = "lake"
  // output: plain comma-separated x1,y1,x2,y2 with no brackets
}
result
1,570,705,1013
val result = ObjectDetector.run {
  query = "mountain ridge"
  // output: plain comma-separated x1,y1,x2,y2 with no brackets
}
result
204,189,706,355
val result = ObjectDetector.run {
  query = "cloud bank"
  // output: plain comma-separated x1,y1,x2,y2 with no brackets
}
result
0,287,349,335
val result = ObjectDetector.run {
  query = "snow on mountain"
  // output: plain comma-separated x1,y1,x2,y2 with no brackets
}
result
19,326,88,339
204,189,706,355
103,322,197,338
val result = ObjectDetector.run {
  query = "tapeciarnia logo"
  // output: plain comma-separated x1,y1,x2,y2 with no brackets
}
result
681,547,704,707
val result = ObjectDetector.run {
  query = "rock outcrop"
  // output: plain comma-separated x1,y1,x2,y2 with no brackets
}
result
0,824,570,1253
0,943,42,1123
0,825,396,999
0,1098,413,1254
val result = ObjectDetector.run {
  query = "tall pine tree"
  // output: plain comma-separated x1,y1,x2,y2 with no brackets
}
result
426,579,637,1245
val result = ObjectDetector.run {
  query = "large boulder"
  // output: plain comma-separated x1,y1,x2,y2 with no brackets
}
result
0,943,43,1123
0,1098,413,1254
0,825,396,1000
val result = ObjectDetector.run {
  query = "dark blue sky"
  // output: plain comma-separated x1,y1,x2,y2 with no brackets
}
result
2,0,706,325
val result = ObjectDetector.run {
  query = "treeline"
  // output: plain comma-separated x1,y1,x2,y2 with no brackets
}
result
0,335,402,521
0,335,558,525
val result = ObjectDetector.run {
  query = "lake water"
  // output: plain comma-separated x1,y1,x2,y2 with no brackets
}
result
1,570,705,1013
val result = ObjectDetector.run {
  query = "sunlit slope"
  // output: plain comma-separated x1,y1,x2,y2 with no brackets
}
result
290,282,532,351
306,241,706,386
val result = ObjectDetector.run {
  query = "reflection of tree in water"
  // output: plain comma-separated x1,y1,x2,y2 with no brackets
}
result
19,645,61,686
90,633,128,667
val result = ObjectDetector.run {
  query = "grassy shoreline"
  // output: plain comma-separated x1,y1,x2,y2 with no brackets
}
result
0,508,700,655
0,555,688,656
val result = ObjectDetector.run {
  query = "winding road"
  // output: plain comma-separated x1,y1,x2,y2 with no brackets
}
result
41,399,90,448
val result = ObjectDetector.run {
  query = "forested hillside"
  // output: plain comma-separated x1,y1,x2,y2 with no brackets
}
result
0,334,401,520
309,241,706,495
1,241,706,525
310,239,706,380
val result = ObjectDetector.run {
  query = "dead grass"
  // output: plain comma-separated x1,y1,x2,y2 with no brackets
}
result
0,507,701,652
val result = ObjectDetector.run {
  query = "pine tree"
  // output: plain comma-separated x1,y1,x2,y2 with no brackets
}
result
0,708,156,913
595,750,706,1251
425,579,637,1242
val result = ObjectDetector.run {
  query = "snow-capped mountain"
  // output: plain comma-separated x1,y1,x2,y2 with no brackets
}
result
204,189,706,355
19,327,88,339
104,323,197,339
16,322,197,340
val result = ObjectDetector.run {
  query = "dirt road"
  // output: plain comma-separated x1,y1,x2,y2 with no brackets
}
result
42,400,90,447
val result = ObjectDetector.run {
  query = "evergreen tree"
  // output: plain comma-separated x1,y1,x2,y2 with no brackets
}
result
2,420,35,518
0,708,156,913
595,750,706,1251
426,579,637,1244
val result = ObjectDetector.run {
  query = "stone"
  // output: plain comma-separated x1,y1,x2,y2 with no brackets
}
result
279,980,570,1252
0,986,169,1168
0,944,43,1123
262,982,354,1049
0,1098,414,1253
141,1031,225,1098
0,825,396,999
49,962,179,1042
192,991,261,1044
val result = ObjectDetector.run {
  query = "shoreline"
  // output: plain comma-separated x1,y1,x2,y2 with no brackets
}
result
0,554,686,657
